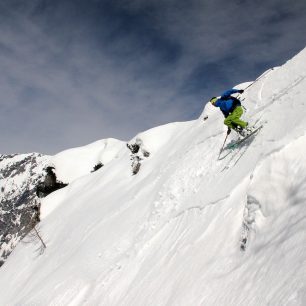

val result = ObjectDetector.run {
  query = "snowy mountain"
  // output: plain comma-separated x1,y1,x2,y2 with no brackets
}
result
0,153,49,266
0,139,124,267
1,47,306,305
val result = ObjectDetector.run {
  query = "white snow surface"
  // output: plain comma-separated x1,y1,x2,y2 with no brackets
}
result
1,47,306,305
52,138,125,183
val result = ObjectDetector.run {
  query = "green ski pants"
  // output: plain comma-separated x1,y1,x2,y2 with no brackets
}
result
224,106,247,129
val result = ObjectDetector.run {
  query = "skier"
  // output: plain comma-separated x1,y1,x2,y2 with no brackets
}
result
210,89,250,136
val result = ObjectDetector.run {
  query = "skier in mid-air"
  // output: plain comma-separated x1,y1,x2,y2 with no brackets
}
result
210,88,251,136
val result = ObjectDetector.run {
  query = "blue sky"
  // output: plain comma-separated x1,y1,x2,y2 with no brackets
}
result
1,0,306,154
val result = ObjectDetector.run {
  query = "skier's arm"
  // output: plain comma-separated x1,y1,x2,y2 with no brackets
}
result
221,89,243,98
215,99,228,117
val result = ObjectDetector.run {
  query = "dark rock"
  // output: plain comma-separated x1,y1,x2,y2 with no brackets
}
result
91,162,104,173
127,139,150,175
0,153,49,267
36,168,68,199
127,143,140,154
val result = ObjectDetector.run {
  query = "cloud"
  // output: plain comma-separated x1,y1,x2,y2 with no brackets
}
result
0,1,190,153
0,0,306,154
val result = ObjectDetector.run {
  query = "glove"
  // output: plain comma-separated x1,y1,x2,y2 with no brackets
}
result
238,89,244,94
227,128,231,135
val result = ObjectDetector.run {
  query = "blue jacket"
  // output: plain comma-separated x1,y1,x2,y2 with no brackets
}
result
214,89,241,117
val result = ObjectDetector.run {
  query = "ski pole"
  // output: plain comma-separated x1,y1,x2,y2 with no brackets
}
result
218,133,229,159
243,68,274,91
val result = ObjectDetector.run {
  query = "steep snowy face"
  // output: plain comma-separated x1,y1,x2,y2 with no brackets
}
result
0,153,49,266
0,138,125,267
1,47,306,306
51,138,125,183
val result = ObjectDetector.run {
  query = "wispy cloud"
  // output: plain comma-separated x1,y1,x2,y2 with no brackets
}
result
0,0,306,154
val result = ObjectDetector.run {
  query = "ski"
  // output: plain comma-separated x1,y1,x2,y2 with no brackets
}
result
226,125,263,149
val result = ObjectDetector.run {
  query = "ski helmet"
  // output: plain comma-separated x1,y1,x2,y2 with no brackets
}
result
210,97,217,105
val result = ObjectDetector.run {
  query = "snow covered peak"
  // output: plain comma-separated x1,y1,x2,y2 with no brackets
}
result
52,138,125,183
1,47,306,305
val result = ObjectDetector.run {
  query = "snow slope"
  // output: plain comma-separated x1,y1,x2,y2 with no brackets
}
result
1,47,306,305
52,138,125,184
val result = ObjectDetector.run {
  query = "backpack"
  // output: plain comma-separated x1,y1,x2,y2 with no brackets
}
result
223,95,241,113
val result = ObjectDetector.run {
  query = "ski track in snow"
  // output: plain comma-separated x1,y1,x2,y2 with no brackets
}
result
1,48,306,306
94,50,306,304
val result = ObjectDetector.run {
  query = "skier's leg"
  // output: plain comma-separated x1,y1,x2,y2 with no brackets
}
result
230,106,247,128
224,111,241,129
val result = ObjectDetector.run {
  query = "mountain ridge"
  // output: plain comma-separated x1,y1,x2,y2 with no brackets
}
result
1,47,306,305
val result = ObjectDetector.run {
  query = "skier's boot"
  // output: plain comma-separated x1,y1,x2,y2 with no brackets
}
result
235,126,247,137
245,122,255,135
